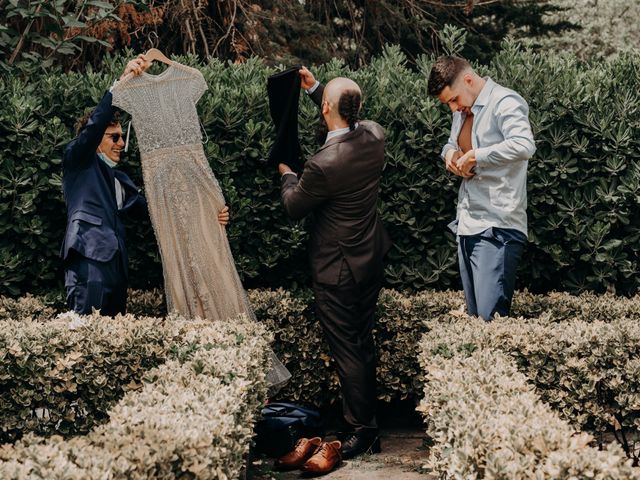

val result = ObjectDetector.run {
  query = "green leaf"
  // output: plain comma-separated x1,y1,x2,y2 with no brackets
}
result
85,1,117,9
62,17,87,28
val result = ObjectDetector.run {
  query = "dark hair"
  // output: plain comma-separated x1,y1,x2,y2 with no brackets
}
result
427,55,471,97
75,109,121,135
338,89,362,131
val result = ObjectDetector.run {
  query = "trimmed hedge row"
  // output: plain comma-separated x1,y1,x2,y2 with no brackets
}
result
4,287,640,411
248,287,468,406
417,348,639,478
510,289,640,321
3,288,640,475
242,288,640,408
1,287,445,408
0,309,269,444
0,312,270,479
2,44,640,296
1,311,174,442
0,294,56,323
422,316,640,449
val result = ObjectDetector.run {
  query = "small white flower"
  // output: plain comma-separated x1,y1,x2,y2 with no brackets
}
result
56,310,87,330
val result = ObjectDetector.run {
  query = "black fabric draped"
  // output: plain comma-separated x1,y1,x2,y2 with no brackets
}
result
267,66,303,173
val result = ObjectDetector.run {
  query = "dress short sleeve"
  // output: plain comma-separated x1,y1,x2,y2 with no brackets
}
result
111,79,135,114
191,69,208,103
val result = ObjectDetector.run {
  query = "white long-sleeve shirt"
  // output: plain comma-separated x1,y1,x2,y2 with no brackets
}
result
442,78,536,236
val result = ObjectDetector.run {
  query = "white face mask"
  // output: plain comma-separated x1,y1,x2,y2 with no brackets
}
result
98,151,118,168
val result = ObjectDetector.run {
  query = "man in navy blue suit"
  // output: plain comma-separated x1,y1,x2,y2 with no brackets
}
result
61,56,150,316
61,56,230,316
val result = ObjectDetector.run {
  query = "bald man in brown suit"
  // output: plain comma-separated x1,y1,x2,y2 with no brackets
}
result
278,69,391,460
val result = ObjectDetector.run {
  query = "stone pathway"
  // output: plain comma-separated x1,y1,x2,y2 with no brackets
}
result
248,426,436,479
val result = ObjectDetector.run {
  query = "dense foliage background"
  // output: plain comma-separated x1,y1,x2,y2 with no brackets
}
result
2,5,639,476
529,0,640,61
1,37,639,296
1,1,639,297
1,0,575,73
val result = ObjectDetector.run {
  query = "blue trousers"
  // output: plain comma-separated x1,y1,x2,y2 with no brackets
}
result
458,227,526,321
64,250,127,317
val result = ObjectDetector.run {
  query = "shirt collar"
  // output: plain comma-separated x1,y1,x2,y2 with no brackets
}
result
472,77,495,113
325,123,358,143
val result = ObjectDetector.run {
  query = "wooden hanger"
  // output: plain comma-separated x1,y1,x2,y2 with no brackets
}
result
145,47,172,65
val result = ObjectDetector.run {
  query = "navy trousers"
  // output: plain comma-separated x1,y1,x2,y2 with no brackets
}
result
64,250,127,317
458,227,526,321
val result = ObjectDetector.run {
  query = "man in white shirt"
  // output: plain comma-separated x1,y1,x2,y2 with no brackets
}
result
428,55,536,320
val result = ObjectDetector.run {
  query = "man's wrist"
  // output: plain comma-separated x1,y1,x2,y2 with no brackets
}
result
278,162,295,177
306,80,320,95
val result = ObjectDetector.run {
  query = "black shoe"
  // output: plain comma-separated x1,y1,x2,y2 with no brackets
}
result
341,431,381,460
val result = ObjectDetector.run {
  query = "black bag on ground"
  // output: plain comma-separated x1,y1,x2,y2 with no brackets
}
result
254,402,324,457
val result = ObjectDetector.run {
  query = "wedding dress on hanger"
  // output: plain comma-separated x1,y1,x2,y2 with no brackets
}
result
112,59,291,394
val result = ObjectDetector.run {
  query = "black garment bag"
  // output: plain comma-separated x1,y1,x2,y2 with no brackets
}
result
266,66,304,173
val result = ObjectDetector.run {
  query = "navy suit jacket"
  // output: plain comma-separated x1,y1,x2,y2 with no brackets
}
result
61,91,147,275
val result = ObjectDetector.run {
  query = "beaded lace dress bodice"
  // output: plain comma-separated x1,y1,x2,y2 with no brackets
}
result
111,61,290,394
112,63,206,153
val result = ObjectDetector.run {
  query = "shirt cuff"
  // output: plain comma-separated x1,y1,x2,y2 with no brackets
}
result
281,171,298,180
474,147,491,165
441,145,456,160
306,81,320,95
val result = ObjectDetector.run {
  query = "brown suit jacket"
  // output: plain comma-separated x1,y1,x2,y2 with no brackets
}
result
281,85,391,285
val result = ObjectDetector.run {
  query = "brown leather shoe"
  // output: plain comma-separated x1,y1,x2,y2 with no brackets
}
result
274,437,322,470
301,440,342,476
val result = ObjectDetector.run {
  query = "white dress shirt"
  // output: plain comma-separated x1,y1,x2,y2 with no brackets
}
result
441,78,536,236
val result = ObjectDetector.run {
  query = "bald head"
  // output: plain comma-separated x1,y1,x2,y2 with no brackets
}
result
323,77,362,106
321,77,362,131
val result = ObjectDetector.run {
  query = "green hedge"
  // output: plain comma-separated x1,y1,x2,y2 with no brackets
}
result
257,288,640,414
0,310,268,444
249,287,462,406
0,312,270,479
4,289,640,472
1,43,639,296
423,315,640,457
417,348,639,478
5,288,639,411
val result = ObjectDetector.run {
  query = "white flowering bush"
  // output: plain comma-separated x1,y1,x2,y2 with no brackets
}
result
5,289,640,411
422,315,640,441
0,313,270,479
418,348,639,478
0,294,56,322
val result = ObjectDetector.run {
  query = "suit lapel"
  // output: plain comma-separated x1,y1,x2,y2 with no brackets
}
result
114,170,136,190
114,170,139,210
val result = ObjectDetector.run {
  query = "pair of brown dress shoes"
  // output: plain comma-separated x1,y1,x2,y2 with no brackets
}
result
275,437,342,475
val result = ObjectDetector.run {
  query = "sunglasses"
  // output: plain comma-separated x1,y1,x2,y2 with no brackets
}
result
104,133,126,142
